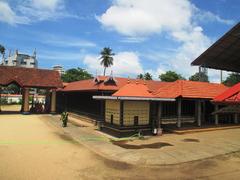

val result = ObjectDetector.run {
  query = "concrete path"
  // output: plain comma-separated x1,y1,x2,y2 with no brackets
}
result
49,114,240,166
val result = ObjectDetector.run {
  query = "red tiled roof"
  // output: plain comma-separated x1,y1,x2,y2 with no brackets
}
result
0,66,62,88
154,80,228,99
61,76,167,92
112,80,228,99
112,83,154,97
62,75,228,99
213,82,240,103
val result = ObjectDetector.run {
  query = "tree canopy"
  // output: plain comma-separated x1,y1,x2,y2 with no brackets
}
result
61,68,93,82
99,47,114,76
0,44,5,58
137,73,144,79
223,73,240,87
144,72,152,80
159,71,185,82
189,72,209,82
137,72,152,80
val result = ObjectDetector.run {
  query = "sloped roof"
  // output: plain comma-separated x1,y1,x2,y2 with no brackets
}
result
61,76,168,92
62,75,227,99
153,80,228,99
191,23,240,72
214,82,240,103
112,83,154,98
0,66,62,88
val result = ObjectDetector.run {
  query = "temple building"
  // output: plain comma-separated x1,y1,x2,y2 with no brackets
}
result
58,76,228,137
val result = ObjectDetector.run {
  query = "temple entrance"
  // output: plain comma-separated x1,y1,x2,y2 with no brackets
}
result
0,66,62,115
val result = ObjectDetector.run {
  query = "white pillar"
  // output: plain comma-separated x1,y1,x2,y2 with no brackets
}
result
234,114,238,124
197,100,201,127
23,88,29,114
177,99,182,128
215,104,219,125
50,89,56,113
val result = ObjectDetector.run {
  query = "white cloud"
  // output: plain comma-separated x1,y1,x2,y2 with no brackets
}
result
83,51,144,77
41,36,96,48
0,1,30,25
0,0,77,25
194,8,235,25
98,0,234,82
98,0,192,36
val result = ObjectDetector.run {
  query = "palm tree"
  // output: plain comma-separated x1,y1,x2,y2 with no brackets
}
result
0,44,5,61
99,47,114,76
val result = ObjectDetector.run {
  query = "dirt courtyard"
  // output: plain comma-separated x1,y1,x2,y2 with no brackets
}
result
0,114,240,180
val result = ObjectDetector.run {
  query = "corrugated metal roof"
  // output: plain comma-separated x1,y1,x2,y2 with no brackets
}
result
191,22,240,72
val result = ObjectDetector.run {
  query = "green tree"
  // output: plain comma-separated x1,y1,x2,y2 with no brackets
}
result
159,71,185,82
61,68,93,82
0,44,5,60
99,47,114,76
189,72,209,82
144,72,153,80
137,73,144,79
223,73,240,86
6,84,20,94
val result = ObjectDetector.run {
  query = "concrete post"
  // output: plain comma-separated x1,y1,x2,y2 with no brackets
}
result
50,89,56,113
234,114,238,124
215,104,219,125
23,88,29,114
177,99,182,128
197,100,201,127
0,86,2,112
157,102,162,128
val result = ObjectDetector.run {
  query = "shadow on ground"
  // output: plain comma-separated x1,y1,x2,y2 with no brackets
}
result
111,140,173,149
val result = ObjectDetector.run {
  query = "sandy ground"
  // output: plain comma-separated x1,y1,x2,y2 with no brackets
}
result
0,114,240,180
0,104,21,111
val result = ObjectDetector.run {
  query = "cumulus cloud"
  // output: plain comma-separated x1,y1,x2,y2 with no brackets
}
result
98,0,234,81
83,51,144,77
0,1,30,25
98,0,193,36
0,0,76,25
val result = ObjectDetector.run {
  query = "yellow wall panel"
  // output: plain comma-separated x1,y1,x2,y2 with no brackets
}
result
105,100,120,125
123,101,150,126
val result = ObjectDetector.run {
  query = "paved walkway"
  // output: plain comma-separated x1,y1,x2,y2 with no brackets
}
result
49,115,240,166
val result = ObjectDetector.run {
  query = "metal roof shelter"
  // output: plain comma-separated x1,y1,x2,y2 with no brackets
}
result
191,22,240,72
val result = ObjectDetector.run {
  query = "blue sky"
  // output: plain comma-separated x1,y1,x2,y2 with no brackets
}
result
0,0,239,82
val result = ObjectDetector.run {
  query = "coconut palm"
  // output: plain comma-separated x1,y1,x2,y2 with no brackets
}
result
99,47,114,76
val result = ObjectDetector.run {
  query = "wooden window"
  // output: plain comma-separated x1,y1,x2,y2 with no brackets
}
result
110,114,113,124
134,116,139,126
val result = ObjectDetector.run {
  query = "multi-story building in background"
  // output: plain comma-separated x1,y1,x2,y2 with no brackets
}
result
1,49,38,68
53,65,65,75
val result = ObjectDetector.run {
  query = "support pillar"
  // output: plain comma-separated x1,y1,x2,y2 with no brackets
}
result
0,86,2,112
197,100,201,127
50,89,56,114
23,88,30,114
120,101,124,126
157,102,162,128
215,104,219,125
177,99,182,128
234,114,238,124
